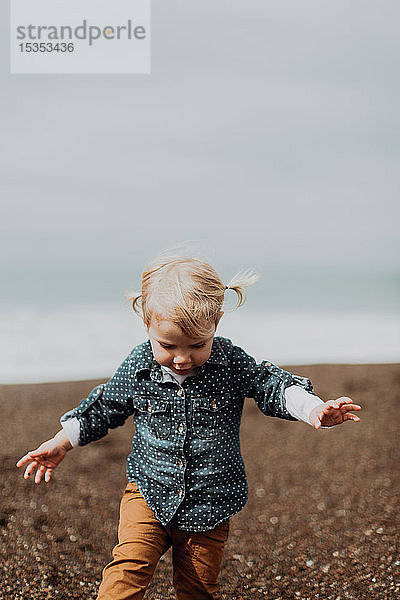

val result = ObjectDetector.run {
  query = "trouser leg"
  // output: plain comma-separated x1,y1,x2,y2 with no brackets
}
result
97,482,170,600
171,520,230,600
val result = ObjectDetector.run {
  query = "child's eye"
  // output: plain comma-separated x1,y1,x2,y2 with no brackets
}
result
160,343,174,349
191,343,206,349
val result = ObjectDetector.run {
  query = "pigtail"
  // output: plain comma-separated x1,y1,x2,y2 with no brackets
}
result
225,270,260,308
126,292,143,318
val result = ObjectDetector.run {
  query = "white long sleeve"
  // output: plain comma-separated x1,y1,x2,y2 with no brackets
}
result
61,417,80,448
284,385,325,426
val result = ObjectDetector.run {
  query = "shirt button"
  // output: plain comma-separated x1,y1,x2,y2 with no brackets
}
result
178,489,183,497
178,459,184,468
211,401,217,409
148,404,152,412
177,389,183,397
178,424,184,433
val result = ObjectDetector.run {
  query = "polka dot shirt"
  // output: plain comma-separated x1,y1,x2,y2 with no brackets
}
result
60,337,315,532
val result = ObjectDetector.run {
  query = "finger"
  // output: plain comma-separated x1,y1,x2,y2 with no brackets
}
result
323,402,340,412
27,449,46,458
44,469,52,483
336,396,353,405
35,465,46,484
24,461,38,479
340,404,362,412
344,413,361,422
16,453,36,467
310,413,322,429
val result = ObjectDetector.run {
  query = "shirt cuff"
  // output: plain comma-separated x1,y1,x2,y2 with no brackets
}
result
284,385,325,426
61,417,80,448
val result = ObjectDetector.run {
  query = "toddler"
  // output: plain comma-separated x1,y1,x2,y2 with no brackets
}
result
17,255,361,600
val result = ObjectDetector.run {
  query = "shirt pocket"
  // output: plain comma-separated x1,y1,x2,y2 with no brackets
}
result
133,395,172,440
192,395,230,440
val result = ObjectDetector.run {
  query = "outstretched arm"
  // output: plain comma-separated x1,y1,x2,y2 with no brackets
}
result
309,397,361,429
16,429,73,484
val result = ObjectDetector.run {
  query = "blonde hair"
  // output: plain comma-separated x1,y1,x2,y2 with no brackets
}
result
129,255,259,338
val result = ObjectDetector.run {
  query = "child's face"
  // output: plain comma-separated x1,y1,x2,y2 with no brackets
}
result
147,316,218,375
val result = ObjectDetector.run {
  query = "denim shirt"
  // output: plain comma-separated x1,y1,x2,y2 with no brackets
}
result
60,336,315,532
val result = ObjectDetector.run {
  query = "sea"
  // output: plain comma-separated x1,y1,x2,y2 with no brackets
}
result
1,268,399,383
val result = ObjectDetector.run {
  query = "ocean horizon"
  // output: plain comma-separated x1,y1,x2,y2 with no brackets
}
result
2,302,399,384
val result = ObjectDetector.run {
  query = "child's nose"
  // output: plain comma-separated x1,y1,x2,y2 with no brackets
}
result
173,353,189,365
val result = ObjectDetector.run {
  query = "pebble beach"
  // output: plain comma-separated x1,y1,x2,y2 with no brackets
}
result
1,363,399,599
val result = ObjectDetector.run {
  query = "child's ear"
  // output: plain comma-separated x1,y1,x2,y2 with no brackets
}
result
216,311,224,327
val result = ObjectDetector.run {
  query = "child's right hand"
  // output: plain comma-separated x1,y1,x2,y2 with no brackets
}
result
16,429,72,484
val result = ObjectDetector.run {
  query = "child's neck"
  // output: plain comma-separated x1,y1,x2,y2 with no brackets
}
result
161,365,197,384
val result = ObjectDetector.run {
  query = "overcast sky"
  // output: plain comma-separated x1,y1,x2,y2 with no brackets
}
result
1,1,399,308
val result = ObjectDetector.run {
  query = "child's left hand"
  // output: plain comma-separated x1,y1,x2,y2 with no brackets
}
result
309,397,361,429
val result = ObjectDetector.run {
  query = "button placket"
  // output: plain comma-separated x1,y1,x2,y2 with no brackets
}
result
175,386,187,439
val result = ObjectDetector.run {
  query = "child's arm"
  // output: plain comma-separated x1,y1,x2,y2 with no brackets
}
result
60,352,136,447
227,341,362,426
16,350,137,484
309,396,361,429
16,429,73,484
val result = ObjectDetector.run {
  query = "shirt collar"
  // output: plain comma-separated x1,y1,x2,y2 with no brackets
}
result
133,337,228,381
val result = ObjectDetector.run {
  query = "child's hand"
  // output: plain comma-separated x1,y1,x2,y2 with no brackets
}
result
309,397,361,429
16,430,72,484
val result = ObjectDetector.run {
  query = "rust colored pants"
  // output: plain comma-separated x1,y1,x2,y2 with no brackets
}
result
96,482,230,600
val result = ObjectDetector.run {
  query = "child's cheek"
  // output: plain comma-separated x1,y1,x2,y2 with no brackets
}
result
149,341,168,366
197,347,212,367
157,347,171,366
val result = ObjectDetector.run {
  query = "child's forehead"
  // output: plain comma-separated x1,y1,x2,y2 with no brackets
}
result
149,315,211,343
